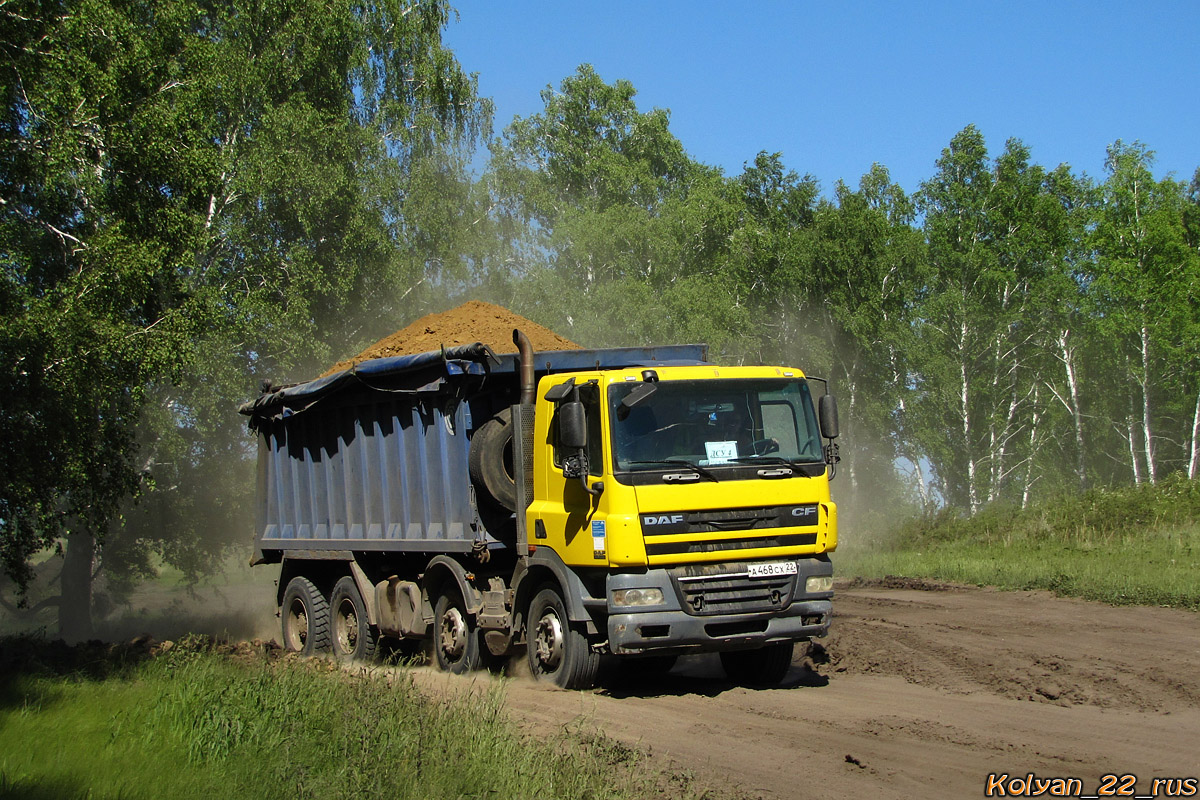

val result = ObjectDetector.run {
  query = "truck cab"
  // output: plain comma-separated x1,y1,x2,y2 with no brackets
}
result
521,364,836,685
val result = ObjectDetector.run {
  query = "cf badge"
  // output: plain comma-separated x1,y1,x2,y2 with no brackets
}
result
791,506,817,522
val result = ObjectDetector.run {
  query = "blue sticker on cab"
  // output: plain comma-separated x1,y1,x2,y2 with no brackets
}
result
591,519,606,557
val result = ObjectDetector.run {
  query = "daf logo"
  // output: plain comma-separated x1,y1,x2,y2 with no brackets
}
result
644,514,685,525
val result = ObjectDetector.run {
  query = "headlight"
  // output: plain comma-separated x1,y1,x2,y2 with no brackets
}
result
612,587,665,607
805,576,834,594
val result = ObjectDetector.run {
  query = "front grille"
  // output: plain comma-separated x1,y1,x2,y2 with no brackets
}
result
640,503,820,558
670,569,796,617
646,532,816,556
641,504,817,536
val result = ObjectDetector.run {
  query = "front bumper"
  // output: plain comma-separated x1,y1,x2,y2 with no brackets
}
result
608,599,832,655
605,559,833,655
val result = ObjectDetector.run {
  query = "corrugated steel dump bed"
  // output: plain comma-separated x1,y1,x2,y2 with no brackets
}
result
244,342,708,561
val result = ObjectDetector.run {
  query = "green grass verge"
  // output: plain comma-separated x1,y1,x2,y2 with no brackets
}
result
838,474,1200,610
0,637,702,800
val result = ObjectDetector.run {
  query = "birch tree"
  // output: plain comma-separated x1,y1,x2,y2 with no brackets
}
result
804,165,926,505
1089,142,1191,484
914,126,1000,511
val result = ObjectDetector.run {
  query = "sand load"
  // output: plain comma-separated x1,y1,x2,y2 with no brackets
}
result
321,300,580,377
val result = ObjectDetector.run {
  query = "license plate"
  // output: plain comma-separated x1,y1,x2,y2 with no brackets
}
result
747,561,797,579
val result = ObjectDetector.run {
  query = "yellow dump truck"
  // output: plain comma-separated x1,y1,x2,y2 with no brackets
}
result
242,331,838,688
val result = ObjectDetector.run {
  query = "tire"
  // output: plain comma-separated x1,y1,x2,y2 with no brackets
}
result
330,576,378,662
720,642,794,687
432,585,484,674
526,585,600,690
281,576,331,655
469,407,518,512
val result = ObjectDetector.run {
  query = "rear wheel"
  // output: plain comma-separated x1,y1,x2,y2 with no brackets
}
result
330,576,377,662
433,586,484,674
527,585,600,690
281,576,330,655
720,642,794,687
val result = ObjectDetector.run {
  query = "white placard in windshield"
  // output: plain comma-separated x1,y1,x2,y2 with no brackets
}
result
703,440,739,465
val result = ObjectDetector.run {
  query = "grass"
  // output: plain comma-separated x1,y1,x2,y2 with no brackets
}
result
838,473,1200,610
0,636,703,800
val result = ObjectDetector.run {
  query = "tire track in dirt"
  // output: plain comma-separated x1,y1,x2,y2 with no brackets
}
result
414,581,1200,799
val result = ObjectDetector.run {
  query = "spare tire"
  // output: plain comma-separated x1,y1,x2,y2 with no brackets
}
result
469,407,517,511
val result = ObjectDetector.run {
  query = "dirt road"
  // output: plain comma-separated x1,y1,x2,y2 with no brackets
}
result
419,580,1200,799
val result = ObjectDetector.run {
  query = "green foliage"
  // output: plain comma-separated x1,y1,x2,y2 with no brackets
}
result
485,63,719,347
0,0,488,607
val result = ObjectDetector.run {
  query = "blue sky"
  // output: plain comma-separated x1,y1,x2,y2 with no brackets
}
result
443,1,1198,196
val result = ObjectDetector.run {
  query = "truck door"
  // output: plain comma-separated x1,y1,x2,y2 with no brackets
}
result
536,381,609,567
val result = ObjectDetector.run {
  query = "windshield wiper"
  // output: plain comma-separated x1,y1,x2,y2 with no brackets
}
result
625,459,719,482
729,455,820,470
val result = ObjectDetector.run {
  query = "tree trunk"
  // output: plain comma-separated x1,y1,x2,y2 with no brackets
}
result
1190,387,1200,480
59,531,95,642
987,283,1018,505
1058,331,1087,490
1021,385,1043,509
1140,322,1157,483
1127,415,1143,486
990,383,1020,504
960,322,978,513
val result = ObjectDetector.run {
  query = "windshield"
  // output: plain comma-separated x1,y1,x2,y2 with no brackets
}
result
608,379,824,472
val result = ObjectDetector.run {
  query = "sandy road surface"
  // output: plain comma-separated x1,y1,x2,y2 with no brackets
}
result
417,581,1200,799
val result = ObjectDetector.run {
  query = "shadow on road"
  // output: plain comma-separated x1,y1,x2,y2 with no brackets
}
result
596,651,831,699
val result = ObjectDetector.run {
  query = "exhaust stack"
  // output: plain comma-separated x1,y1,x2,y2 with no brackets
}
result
514,329,535,405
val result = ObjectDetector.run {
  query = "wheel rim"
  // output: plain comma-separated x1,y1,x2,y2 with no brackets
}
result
533,610,565,672
334,597,358,654
439,605,469,663
287,597,309,650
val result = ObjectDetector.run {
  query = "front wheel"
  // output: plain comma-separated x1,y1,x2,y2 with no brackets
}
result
720,642,794,687
330,576,378,662
281,576,330,655
526,585,599,690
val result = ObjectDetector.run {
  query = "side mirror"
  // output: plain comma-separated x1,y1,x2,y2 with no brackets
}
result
559,401,587,449
818,394,839,440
